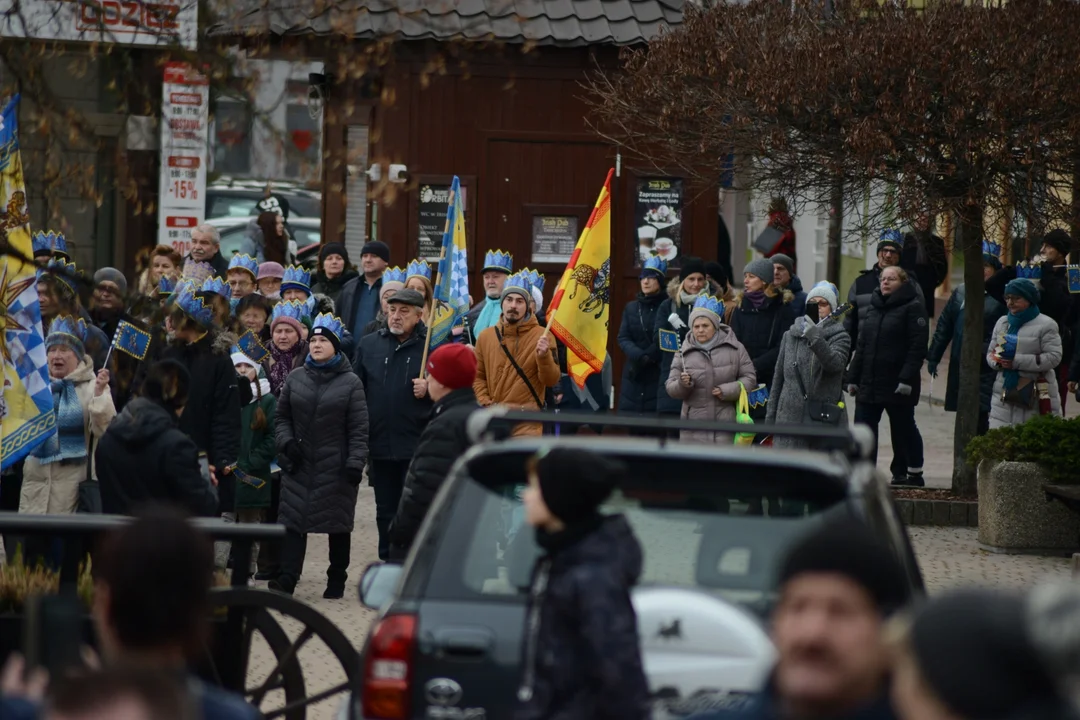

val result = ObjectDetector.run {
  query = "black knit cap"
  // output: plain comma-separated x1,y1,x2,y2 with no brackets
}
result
534,447,624,525
704,261,728,287
360,240,390,264
1042,229,1072,257
311,325,342,353
679,256,707,281
910,589,1060,719
320,242,350,266
778,516,910,614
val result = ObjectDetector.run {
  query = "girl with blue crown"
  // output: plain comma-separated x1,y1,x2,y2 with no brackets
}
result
272,312,369,599
405,259,434,316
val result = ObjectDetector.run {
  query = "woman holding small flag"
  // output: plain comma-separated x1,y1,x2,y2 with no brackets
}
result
618,256,667,418
21,316,116,515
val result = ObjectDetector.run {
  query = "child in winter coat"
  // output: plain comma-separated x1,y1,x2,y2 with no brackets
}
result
516,447,648,720
230,350,277,575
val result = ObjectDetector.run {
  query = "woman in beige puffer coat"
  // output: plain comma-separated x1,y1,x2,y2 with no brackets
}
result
665,296,756,444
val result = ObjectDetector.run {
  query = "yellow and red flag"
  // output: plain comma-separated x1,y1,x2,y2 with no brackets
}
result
548,169,613,389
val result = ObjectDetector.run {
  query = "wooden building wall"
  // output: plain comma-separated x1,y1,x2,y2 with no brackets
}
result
328,43,719,396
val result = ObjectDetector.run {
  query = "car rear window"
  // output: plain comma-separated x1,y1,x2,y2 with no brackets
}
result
424,446,850,615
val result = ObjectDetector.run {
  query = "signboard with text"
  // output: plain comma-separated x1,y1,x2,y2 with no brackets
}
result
0,0,198,50
531,215,578,264
157,62,208,257
418,183,468,262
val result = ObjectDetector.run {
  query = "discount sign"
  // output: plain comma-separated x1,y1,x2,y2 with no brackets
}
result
157,62,208,257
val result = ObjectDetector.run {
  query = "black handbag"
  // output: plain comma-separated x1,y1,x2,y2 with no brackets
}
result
1002,378,1036,409
76,439,102,514
793,361,844,426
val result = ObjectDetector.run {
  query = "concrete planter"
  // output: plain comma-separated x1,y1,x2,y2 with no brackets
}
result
977,460,1080,554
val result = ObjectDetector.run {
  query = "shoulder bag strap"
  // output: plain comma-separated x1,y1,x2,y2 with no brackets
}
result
494,326,545,409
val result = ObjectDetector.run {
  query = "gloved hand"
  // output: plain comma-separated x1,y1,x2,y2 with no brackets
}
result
802,321,822,343
639,354,654,367
346,467,365,487
895,383,913,396
668,313,687,331
927,362,938,378
846,384,859,396
284,439,303,467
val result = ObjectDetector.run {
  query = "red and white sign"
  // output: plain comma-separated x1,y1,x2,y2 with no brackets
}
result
0,0,198,50
157,62,208,256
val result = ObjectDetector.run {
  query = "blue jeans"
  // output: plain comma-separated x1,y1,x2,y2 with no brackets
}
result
854,402,924,479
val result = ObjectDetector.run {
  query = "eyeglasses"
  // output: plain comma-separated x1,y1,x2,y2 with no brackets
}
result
95,285,120,298
229,279,254,290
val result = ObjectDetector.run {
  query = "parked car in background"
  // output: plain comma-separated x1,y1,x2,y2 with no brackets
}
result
205,216,320,263
341,410,925,720
205,178,321,220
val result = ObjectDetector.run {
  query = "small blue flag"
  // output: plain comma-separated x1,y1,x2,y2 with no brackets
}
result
1001,333,1018,360
237,329,269,364
748,383,770,409
659,328,680,353
112,320,152,361
1068,266,1080,294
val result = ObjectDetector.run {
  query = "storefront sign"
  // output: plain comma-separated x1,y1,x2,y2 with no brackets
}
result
0,0,198,49
418,183,467,262
635,178,683,266
531,215,578,264
157,62,208,257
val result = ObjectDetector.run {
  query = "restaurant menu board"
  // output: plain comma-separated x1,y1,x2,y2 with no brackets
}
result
531,215,579,264
418,183,467,262
635,178,683,266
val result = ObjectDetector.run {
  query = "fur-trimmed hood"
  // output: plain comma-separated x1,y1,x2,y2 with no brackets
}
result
732,287,795,308
311,293,336,316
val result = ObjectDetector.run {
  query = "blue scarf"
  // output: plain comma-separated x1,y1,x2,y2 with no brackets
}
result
305,353,344,370
474,296,503,335
1003,305,1040,390
32,378,86,464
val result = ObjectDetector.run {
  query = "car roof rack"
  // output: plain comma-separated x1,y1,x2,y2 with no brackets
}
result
467,407,874,461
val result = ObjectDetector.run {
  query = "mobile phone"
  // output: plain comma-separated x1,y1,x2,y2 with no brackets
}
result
23,594,84,677
804,301,818,323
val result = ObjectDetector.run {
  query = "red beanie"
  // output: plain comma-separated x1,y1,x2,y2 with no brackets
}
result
427,343,477,390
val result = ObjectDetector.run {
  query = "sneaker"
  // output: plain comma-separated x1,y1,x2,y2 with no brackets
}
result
904,472,925,488
268,578,295,595
323,583,345,600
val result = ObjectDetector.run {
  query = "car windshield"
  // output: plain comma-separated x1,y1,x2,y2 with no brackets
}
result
428,445,851,617
208,194,259,219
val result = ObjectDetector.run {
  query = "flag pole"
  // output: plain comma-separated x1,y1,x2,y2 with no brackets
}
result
418,272,442,381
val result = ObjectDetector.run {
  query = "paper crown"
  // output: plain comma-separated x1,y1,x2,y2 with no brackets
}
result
45,257,79,296
382,266,407,286
312,312,345,341
174,282,216,327
158,275,177,296
982,240,1002,259
641,255,668,278
200,276,232,299
33,230,67,258
228,254,259,278
879,229,905,247
1016,261,1042,281
748,383,770,409
483,249,513,274
503,271,533,294
271,299,309,326
525,268,546,292
692,294,725,318
406,259,432,282
46,315,87,349
182,259,214,286
280,265,311,293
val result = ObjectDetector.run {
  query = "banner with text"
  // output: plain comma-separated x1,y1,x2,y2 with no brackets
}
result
157,62,208,258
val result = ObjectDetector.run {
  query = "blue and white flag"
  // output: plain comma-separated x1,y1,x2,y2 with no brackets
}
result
429,175,470,349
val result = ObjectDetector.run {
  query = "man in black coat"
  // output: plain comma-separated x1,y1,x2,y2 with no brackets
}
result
186,223,231,277
387,343,479,561
354,288,433,560
96,360,218,517
902,229,948,319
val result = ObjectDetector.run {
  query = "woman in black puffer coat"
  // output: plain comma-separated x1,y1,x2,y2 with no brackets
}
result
729,258,797,418
846,266,929,485
617,258,668,416
654,259,709,421
272,315,368,598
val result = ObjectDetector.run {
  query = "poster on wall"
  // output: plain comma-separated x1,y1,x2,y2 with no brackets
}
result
531,215,578,264
635,178,683,266
418,183,467,262
156,62,209,258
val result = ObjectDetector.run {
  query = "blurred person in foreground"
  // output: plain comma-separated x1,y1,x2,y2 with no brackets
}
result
515,447,648,720
44,669,190,720
695,517,912,720
889,585,1080,720
93,507,259,719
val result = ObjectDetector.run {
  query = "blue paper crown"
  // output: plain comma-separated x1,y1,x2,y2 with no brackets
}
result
483,249,513,274
271,300,309,326
1016,261,1042,281
312,312,345,341
503,271,533,294
33,230,67,257
158,275,177,296
228,254,259,278
642,255,668,278
382,266,407,286
200,276,232,299
525,268,545,292
46,315,87,349
692,294,725,318
280,265,311,293
181,259,214,286
45,257,79,296
982,240,1002,259
748,383,770,409
879,229,905,247
174,282,216,327
406,259,432,282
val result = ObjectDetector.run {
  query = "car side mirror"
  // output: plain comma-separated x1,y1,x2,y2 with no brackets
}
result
358,562,403,610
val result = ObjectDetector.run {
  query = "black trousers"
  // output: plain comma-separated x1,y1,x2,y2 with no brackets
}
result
279,529,350,589
369,459,410,561
855,401,924,479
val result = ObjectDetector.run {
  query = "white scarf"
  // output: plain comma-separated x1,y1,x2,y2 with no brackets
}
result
249,378,271,402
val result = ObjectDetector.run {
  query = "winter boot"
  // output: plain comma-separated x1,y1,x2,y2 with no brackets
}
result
268,577,295,596
323,581,345,600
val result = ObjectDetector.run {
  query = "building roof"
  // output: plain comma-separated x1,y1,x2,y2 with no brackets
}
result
209,0,685,47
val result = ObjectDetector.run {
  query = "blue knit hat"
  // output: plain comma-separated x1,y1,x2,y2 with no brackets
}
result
1004,278,1040,306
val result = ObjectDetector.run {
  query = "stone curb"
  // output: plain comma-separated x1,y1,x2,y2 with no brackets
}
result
895,498,978,527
